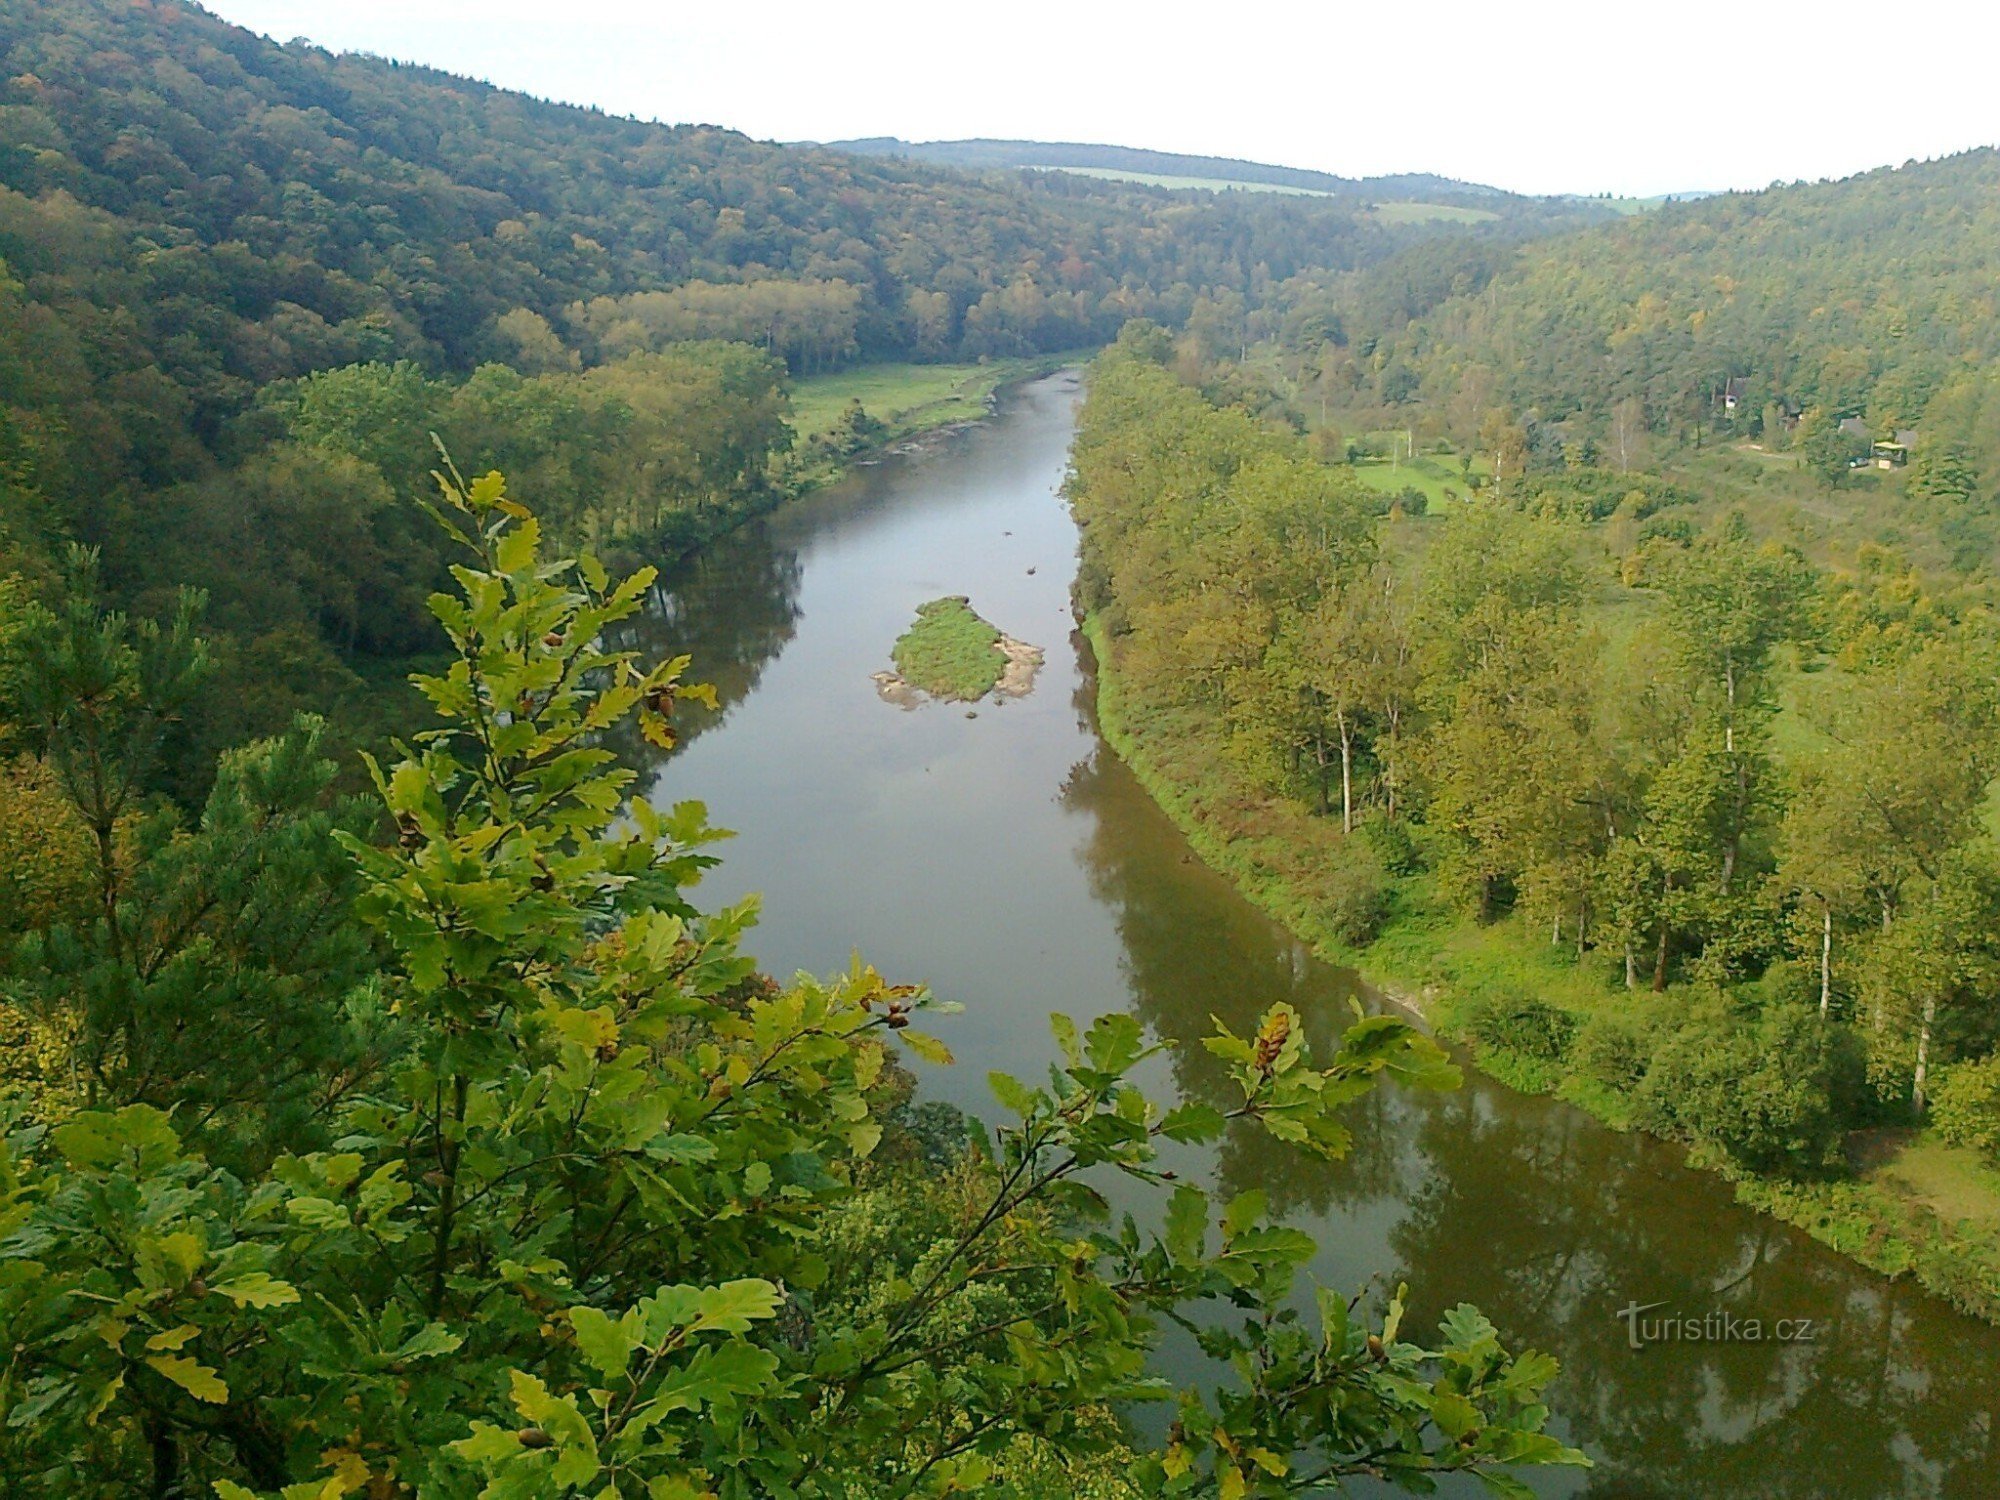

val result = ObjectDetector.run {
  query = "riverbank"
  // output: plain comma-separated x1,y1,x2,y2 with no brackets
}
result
1082,614,2000,1324
787,354,1090,486
629,355,1092,579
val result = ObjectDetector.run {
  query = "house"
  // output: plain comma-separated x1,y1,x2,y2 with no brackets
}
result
1871,440,1909,470
1895,428,1918,448
1723,377,1749,412
1838,416,1870,441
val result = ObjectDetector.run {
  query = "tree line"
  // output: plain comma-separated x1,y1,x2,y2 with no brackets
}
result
0,463,1587,1495
1073,335,2000,1180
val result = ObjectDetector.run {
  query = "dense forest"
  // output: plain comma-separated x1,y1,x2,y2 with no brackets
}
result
1263,150,2000,492
1075,309,2000,1316
0,447,1588,1494
0,0,1611,792
0,3,1636,1492
9,0,2000,1487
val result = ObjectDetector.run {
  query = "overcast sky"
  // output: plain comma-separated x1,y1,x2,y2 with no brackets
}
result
200,0,1999,198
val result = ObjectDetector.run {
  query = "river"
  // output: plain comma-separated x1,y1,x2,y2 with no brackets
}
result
630,371,2000,1497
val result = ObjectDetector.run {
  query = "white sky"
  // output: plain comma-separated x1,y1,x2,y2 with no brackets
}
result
199,0,2000,198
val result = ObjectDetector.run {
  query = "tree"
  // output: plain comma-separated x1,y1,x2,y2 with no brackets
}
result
1796,407,1861,488
1654,518,1811,893
1862,857,2000,1113
0,468,1586,1496
1909,442,1980,505
4,554,389,1168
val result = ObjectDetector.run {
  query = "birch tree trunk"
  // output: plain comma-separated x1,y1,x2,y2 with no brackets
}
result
1914,993,1938,1113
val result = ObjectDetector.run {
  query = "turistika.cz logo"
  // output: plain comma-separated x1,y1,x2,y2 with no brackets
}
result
1615,1300,1820,1351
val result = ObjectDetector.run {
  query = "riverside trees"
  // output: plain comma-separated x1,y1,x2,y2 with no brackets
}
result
1072,346,2000,1173
0,464,1586,1496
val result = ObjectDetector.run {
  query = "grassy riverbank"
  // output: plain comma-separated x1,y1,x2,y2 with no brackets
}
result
1084,614,2000,1323
789,355,1085,464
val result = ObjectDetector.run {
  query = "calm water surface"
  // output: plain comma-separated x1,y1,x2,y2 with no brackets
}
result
634,373,2000,1498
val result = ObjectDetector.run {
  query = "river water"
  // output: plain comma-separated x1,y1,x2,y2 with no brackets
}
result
632,371,2000,1497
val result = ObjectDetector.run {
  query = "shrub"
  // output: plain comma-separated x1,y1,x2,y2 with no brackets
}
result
1933,1056,2000,1159
1467,995,1578,1064
1634,1002,1859,1175
1320,838,1390,945
1574,1011,1653,1094
1357,812,1421,876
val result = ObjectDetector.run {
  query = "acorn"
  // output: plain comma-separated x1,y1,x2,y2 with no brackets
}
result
595,1040,619,1063
1366,1334,1387,1363
542,631,564,650
886,1012,910,1030
396,812,424,851
515,1428,553,1450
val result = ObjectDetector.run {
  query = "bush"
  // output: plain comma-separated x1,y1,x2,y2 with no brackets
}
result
1574,1011,1653,1093
1467,995,1577,1064
1357,812,1421,876
1933,1056,2000,1159
1634,1002,1860,1175
1320,839,1390,945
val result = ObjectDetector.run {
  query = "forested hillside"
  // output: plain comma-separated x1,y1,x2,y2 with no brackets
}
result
1076,316,2000,1319
1278,151,2000,477
821,138,1529,206
1,0,1562,791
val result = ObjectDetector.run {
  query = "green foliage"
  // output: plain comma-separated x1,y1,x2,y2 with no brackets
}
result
2,558,389,1167
1572,1012,1653,1094
810,397,890,459
1467,996,1578,1065
1910,442,1981,505
1933,1057,2000,1160
0,0,1587,808
1337,150,2000,468
1634,1001,1858,1175
0,473,1585,1496
1356,810,1421,876
1316,838,1391,945
890,597,1008,701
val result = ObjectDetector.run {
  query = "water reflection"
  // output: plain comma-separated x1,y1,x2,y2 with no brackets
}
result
610,529,805,760
1059,664,2000,1498
637,373,2000,1499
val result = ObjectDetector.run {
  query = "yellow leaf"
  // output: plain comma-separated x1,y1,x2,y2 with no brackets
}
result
1219,1464,1247,1500
145,1354,228,1403
1162,1442,1191,1480
1248,1446,1287,1476
318,1449,372,1493
144,1324,200,1352
84,1371,123,1426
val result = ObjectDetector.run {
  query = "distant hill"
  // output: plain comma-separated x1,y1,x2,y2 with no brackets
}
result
819,138,1512,203
1362,151,2000,464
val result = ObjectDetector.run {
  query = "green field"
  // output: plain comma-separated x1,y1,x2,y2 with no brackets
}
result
1027,165,1339,197
788,356,1078,449
1366,201,1501,225
1348,450,1485,507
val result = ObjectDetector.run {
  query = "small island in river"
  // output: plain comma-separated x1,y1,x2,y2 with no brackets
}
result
873,596,1043,706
